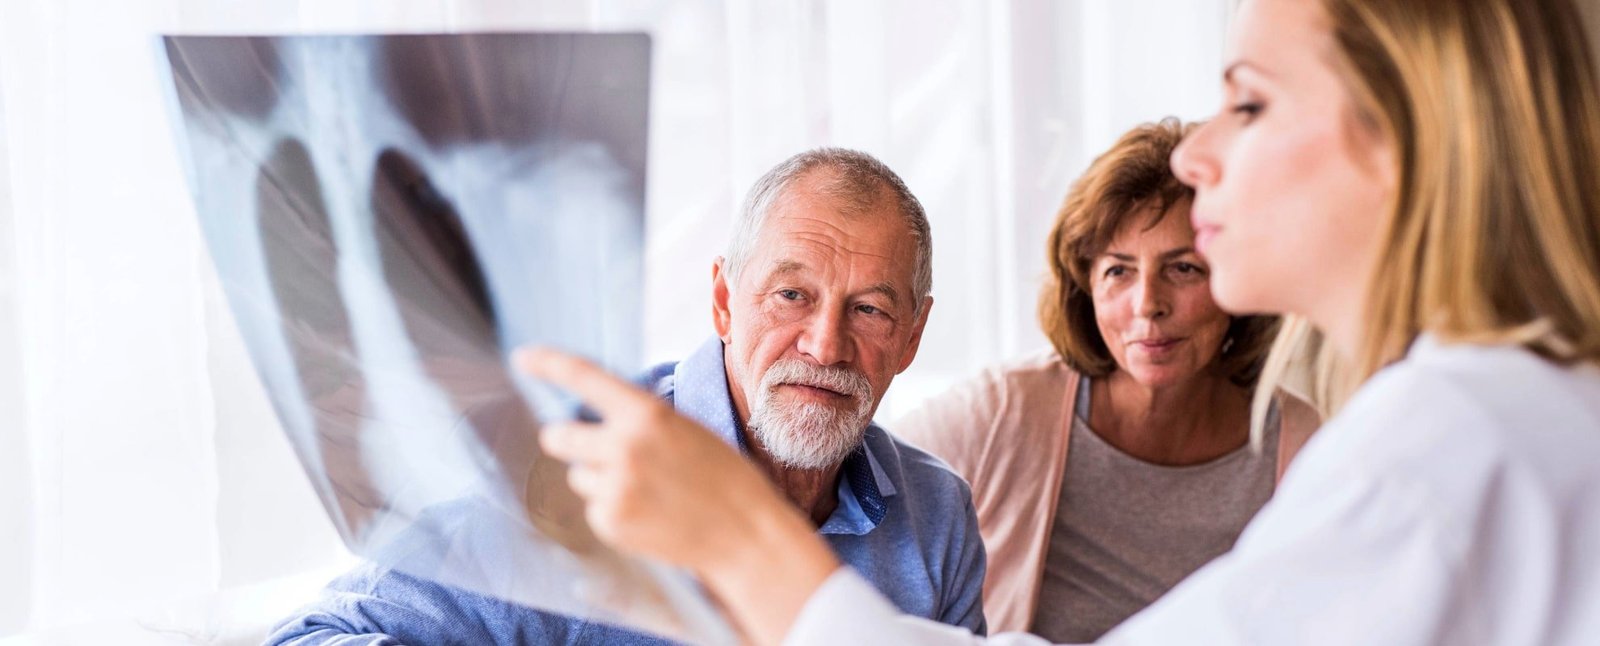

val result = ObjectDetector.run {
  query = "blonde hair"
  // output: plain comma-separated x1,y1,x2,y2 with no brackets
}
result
1042,118,1279,387
1257,0,1600,429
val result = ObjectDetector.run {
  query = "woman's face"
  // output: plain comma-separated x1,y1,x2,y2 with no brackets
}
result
1091,201,1232,388
1170,0,1396,339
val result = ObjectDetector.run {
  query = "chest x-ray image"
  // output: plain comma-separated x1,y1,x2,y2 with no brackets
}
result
159,33,733,644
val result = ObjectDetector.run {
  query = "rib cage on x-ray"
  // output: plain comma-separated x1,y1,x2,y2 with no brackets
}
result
159,33,734,644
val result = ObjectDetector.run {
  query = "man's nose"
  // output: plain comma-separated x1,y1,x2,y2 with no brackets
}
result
796,308,853,366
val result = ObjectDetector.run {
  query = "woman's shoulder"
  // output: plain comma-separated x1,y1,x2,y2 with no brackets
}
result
1308,337,1600,494
966,347,1080,403
1272,387,1321,458
1358,337,1600,425
888,349,1079,475
902,349,1077,423
1271,339,1600,601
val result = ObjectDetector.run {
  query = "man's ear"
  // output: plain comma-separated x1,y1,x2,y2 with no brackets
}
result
895,295,934,374
711,257,734,342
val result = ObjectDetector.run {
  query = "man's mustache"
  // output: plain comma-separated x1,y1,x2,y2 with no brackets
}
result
760,360,872,401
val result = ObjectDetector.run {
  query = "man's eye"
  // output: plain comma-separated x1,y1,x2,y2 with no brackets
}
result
778,289,803,301
856,304,883,316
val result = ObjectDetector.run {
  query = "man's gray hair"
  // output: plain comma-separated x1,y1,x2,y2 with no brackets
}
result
724,147,933,313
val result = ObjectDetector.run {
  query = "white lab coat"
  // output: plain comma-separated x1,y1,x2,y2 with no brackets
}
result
787,335,1600,645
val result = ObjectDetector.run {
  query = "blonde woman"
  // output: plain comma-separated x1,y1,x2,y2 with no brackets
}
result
892,119,1317,641
521,0,1600,643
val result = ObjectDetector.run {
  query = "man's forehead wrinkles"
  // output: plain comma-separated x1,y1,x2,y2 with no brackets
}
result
769,228,899,262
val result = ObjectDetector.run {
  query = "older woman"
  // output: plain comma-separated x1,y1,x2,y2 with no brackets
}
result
891,118,1316,641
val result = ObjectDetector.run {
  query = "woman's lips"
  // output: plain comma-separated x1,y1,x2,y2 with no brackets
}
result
1191,208,1221,255
1132,337,1186,355
1194,224,1221,255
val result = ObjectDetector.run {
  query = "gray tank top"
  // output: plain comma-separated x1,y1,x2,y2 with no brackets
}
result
1029,377,1279,643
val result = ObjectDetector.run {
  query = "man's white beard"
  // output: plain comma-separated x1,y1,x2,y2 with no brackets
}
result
746,359,875,470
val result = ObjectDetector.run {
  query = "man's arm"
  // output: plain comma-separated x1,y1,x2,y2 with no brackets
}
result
268,599,410,646
266,564,486,646
269,562,682,646
940,485,989,635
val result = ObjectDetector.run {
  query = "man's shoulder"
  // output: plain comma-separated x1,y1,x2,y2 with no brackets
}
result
636,360,679,400
862,424,974,502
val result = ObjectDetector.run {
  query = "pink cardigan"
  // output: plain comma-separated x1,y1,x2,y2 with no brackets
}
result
892,351,1320,633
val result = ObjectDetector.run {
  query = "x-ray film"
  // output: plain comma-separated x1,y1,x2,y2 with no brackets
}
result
158,33,733,643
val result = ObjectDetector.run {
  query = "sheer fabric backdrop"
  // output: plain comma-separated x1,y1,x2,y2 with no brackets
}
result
0,0,1228,639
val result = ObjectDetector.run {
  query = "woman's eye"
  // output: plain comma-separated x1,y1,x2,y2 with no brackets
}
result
1173,262,1205,275
1104,266,1127,279
1231,101,1264,122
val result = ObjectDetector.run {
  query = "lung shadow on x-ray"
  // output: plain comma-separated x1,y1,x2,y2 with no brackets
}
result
164,36,285,121
256,138,386,538
368,147,597,551
375,34,650,185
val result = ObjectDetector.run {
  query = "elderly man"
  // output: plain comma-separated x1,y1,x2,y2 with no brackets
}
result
269,148,987,644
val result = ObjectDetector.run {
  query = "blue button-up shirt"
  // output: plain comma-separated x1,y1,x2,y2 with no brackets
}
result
269,337,987,645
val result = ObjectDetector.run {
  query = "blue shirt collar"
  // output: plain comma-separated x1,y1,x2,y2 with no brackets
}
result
669,337,894,535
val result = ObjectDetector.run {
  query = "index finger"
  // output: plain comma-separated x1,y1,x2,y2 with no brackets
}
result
512,346,656,417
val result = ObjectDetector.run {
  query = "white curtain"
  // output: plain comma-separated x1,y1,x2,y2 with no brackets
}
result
0,0,1227,640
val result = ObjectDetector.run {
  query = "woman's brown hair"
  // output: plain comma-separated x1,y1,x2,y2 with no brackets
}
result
1039,118,1278,387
